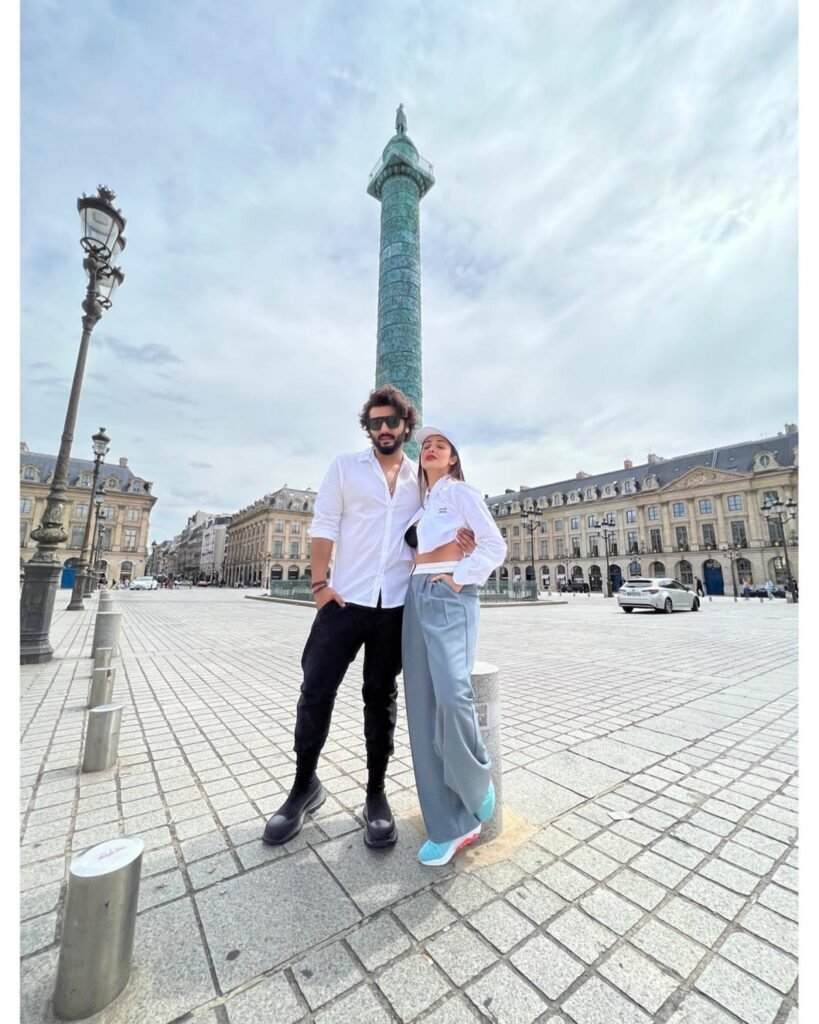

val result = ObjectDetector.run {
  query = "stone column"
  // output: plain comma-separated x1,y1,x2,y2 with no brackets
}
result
368,107,435,459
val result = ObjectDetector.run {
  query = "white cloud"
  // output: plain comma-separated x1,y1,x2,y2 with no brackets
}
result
20,0,797,538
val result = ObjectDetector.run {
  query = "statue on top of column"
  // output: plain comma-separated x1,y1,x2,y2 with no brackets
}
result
396,103,407,135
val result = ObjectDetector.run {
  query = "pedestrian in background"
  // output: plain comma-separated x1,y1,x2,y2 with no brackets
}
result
695,577,704,597
764,578,775,600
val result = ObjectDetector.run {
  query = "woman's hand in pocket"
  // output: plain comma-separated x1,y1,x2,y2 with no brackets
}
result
429,574,462,592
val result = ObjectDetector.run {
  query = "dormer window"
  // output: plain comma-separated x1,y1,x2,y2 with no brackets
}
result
644,476,656,489
585,487,596,500
23,466,37,481
552,493,563,506
623,480,634,494
79,473,92,487
106,478,119,490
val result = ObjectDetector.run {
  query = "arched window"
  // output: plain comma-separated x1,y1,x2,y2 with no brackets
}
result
629,561,641,577
649,561,666,577
737,558,752,585
677,560,693,585
22,465,37,481
106,478,119,490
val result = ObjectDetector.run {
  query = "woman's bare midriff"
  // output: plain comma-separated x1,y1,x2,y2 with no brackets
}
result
415,541,464,565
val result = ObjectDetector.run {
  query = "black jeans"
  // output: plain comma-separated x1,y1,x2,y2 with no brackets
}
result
294,601,404,785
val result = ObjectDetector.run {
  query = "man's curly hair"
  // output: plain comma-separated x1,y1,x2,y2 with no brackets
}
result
358,384,418,441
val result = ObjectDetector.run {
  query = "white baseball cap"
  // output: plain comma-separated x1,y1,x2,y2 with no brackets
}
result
415,425,459,450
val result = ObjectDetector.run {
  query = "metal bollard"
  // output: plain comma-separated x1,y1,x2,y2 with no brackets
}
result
82,705,123,773
88,666,116,709
471,661,503,841
92,611,121,658
53,836,144,1020
93,647,113,670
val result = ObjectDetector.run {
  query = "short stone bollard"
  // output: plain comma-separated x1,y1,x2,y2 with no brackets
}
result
471,661,503,841
93,647,113,670
92,611,121,658
82,705,123,773
88,666,116,709
53,836,144,1020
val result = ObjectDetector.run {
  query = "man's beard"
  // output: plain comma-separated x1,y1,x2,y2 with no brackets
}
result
373,432,405,456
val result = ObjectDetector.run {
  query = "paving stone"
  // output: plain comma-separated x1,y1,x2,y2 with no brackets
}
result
434,873,495,915
20,911,57,956
608,726,690,755
465,962,547,1024
773,864,798,892
670,822,721,852
580,887,644,934
657,896,727,945
733,827,787,859
529,750,628,797
347,913,412,971
225,971,305,1024
681,875,746,920
589,830,641,863
138,868,187,911
393,891,456,941
506,877,566,924
700,858,759,896
547,907,617,963
475,859,526,893
653,837,705,868
314,983,392,1024
315,821,446,915
695,956,783,1024
631,850,689,887
757,882,798,922
572,738,662,773
536,861,596,900
565,845,619,880
688,810,735,836
631,919,707,977
467,898,535,953
561,976,652,1023
741,905,798,956
608,868,666,910
376,952,451,1021
611,819,660,845
554,813,599,840
534,825,580,855
510,840,554,873
293,940,362,1010
425,923,496,986
667,991,750,1022
719,932,797,994
502,768,583,824
196,847,360,990
510,933,585,999
599,944,678,1014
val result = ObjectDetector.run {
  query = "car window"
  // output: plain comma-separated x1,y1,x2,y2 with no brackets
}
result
624,580,652,588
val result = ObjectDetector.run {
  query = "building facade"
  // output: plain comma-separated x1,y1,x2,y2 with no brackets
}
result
20,444,157,586
485,427,798,596
200,514,232,583
223,487,315,586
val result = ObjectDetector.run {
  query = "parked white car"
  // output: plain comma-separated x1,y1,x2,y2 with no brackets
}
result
617,578,700,614
129,576,159,591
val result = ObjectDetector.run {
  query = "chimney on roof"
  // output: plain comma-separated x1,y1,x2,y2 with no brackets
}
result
576,471,590,479
624,459,633,469
119,457,128,467
647,453,666,464
519,485,529,491
20,442,29,452
504,488,515,495
785,423,797,434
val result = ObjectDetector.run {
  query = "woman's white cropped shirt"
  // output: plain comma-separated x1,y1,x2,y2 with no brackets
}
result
411,476,507,587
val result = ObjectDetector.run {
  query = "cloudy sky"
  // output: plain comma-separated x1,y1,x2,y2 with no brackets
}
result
20,0,798,541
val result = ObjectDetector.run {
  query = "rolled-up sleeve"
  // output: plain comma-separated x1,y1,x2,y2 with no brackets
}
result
309,458,343,542
451,484,507,587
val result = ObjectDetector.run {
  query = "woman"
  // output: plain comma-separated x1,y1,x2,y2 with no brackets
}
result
402,426,507,865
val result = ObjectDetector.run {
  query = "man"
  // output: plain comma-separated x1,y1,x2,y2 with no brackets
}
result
764,578,775,600
263,385,471,848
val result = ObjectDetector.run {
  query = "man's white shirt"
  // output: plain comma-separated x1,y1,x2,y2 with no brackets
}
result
310,449,420,607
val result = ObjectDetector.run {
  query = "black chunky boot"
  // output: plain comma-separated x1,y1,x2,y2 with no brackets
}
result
262,763,326,845
363,788,397,848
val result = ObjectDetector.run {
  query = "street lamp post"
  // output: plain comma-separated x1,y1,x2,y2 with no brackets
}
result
89,504,107,591
720,543,742,602
520,508,542,597
67,427,110,610
591,514,616,597
761,498,798,602
20,186,126,663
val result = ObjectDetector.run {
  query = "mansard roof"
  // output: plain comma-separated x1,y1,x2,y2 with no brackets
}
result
486,431,798,507
19,450,153,493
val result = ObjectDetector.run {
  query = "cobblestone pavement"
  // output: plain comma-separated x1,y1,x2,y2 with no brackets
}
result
20,589,798,1024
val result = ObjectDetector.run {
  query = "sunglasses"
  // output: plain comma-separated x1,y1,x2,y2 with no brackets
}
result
367,415,403,430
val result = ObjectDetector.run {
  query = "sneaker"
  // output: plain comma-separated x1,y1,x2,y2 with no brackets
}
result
476,780,495,823
418,825,481,866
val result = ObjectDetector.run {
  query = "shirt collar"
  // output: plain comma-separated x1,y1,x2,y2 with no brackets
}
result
360,447,414,478
424,474,452,503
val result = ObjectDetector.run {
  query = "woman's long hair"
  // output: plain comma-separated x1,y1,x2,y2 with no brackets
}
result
418,440,465,503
